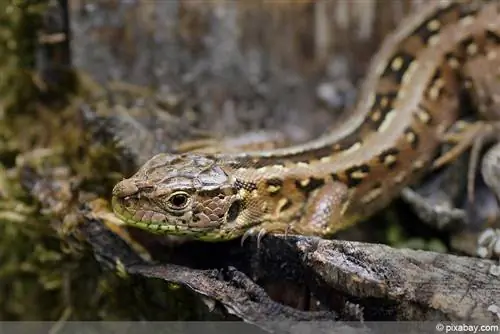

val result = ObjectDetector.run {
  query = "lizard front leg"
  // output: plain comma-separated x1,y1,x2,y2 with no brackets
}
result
402,121,500,232
288,181,351,237
241,181,351,246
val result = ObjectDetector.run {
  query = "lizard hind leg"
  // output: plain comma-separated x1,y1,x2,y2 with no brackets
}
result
467,124,500,203
463,50,500,203
432,120,487,171
433,51,500,202
432,120,500,204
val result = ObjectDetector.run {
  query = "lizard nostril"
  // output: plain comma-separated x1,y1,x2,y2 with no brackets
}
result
112,179,139,198
123,196,135,209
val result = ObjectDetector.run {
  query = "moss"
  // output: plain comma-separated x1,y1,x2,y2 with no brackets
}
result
0,0,46,118
0,1,208,321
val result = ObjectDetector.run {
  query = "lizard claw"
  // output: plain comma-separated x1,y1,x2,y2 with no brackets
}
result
240,227,268,249
240,228,254,247
256,228,268,249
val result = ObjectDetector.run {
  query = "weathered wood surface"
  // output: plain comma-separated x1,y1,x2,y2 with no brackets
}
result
81,211,500,325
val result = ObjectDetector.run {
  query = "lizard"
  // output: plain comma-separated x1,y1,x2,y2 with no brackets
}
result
111,0,500,243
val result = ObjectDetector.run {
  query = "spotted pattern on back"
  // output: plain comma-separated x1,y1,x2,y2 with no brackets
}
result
367,92,398,129
382,52,416,84
295,177,325,194
266,178,283,195
379,148,400,169
344,165,370,188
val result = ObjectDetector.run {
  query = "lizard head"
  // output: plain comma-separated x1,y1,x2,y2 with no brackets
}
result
111,153,249,241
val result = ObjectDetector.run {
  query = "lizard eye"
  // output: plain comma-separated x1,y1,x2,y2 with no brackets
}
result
167,192,190,209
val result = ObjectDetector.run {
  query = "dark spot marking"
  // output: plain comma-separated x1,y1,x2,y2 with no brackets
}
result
408,1,460,45
430,68,442,83
234,179,257,191
266,178,283,196
381,52,415,83
486,30,500,44
457,1,479,19
412,21,439,44
404,127,419,150
459,37,477,57
425,68,450,100
345,164,370,188
331,173,340,182
266,178,283,187
295,177,325,194
368,92,398,129
416,103,433,124
379,148,400,169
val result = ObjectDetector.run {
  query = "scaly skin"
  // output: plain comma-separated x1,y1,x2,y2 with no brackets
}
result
112,0,500,242
112,154,249,240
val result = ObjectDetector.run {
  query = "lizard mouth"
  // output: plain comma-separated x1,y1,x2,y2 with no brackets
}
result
111,196,237,241
111,195,190,234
